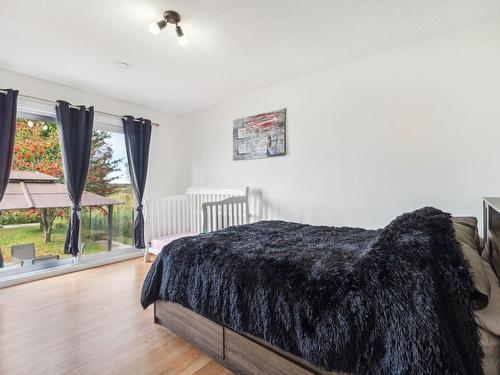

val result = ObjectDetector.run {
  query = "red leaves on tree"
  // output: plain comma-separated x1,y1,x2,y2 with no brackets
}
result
12,120,122,195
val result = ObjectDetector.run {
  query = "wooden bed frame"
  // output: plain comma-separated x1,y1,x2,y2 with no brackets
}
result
154,300,343,375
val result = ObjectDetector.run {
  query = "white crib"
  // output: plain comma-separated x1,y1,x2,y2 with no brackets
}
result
143,187,249,262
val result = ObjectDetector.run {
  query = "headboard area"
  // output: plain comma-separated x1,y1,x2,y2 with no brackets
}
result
202,193,250,233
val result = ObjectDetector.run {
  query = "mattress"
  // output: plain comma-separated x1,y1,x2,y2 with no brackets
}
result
149,232,197,252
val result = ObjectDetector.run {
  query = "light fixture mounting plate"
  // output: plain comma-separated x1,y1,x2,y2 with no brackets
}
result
163,10,181,25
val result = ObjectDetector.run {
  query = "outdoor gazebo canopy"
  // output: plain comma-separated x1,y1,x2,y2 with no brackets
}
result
0,170,123,251
0,170,122,210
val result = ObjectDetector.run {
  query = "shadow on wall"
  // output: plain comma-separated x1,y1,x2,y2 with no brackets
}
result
248,188,280,222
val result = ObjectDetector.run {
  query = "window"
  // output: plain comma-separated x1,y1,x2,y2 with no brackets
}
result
0,117,134,273
81,130,134,254
0,118,70,265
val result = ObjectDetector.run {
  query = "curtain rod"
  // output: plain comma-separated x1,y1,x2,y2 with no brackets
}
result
0,90,160,127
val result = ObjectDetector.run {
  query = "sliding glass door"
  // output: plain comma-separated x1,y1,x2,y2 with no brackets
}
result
0,114,134,276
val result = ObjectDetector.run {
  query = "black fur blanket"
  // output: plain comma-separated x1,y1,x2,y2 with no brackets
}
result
141,207,483,374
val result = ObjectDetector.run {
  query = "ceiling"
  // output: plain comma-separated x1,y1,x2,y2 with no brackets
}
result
0,0,499,115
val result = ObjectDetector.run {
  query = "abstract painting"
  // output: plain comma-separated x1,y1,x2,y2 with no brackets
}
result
233,109,286,160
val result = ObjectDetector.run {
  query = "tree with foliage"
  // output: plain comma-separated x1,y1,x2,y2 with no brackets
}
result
13,119,63,179
85,130,122,196
11,120,122,242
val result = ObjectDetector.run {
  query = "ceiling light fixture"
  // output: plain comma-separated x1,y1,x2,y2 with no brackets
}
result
149,10,189,46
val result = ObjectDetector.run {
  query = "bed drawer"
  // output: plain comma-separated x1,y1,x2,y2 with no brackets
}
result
154,301,224,361
224,328,313,375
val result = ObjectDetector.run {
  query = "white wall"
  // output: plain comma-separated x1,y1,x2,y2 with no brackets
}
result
4,15,499,230
0,68,187,199
181,16,500,229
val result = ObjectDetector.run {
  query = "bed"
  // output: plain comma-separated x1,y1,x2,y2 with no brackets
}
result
141,207,500,374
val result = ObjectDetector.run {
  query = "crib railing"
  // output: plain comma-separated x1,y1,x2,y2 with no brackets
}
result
145,195,188,241
144,187,249,244
186,187,248,234
202,194,250,232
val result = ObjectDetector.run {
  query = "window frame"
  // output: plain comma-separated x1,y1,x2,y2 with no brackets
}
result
0,104,141,287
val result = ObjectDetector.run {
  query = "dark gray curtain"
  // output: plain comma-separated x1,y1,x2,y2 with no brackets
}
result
55,101,94,256
0,89,18,202
122,116,152,249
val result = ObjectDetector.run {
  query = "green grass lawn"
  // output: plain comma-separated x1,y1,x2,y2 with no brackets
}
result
0,223,106,263
0,186,134,263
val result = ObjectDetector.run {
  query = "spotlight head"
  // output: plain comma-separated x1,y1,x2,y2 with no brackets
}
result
175,25,184,38
148,20,167,35
175,25,189,45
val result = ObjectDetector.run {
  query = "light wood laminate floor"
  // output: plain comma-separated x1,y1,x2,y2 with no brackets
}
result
0,258,232,375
